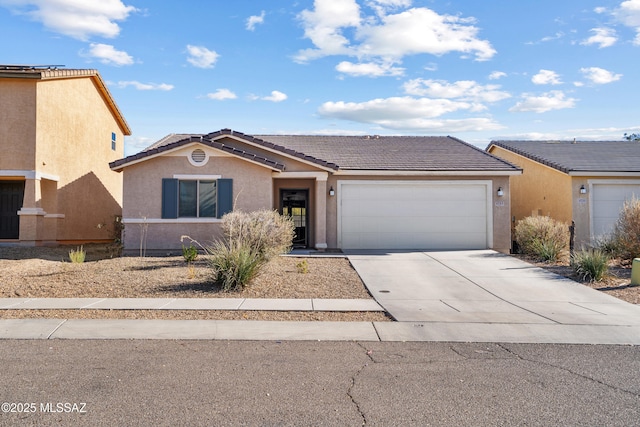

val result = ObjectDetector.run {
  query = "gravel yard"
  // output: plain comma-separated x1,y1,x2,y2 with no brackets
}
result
1,245,637,322
0,244,390,321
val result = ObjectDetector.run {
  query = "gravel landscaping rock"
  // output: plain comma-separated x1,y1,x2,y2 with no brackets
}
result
0,244,389,321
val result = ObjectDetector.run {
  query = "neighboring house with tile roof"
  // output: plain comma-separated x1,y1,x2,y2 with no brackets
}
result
487,140,640,248
111,129,520,253
0,65,131,245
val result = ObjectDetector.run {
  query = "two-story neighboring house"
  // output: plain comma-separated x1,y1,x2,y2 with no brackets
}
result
0,65,131,246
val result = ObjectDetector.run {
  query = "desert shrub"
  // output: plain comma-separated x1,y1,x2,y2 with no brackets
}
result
514,216,569,262
609,197,640,261
571,249,609,282
182,244,198,263
207,210,295,291
296,259,309,274
68,246,86,263
207,241,266,291
221,209,295,261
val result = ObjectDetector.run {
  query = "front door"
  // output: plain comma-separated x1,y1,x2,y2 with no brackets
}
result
0,181,24,239
281,189,308,248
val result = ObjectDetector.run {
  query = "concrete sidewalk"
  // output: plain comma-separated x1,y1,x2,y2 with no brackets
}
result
1,250,639,344
0,297,383,312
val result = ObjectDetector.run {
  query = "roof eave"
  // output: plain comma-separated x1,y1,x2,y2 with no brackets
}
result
333,169,522,176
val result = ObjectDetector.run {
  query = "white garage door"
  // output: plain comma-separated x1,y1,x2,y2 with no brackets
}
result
591,183,640,240
338,181,491,250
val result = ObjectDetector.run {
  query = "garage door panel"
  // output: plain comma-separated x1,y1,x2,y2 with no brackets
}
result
342,231,487,250
343,200,487,218
592,184,640,238
342,215,486,234
339,181,490,250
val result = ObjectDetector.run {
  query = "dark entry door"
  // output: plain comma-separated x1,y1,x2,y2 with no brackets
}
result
0,181,24,239
281,190,308,248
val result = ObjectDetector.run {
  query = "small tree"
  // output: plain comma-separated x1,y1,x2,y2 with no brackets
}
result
623,133,640,141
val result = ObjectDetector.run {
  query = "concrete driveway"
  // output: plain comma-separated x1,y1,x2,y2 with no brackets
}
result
348,250,640,335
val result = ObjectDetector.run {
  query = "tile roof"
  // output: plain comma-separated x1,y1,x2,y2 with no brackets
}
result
253,134,517,171
112,129,520,172
109,134,286,171
489,140,640,173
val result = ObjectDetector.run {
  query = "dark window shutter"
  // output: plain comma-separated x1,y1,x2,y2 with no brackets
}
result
161,178,178,219
217,178,233,218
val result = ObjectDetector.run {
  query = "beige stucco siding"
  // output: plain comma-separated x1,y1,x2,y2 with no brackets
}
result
35,78,125,241
488,146,572,224
1,73,128,244
121,150,274,250
0,79,37,170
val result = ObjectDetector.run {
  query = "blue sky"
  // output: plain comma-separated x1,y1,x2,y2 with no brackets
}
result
2,0,640,155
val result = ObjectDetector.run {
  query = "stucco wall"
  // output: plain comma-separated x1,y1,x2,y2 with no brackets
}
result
35,77,125,242
1,75,126,244
488,146,572,224
0,79,37,170
121,149,273,250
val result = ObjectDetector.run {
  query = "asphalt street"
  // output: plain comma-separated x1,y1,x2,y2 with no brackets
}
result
0,340,638,426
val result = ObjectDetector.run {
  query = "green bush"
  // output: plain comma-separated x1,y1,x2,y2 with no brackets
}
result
206,209,295,291
571,249,609,282
609,197,640,261
514,216,569,262
182,244,198,263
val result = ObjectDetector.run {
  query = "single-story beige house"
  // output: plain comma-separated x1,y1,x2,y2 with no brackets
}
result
0,65,131,246
110,129,521,253
487,140,640,248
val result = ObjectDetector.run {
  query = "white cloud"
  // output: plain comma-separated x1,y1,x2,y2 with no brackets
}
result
254,90,288,102
335,60,404,77
580,67,622,84
246,10,265,31
0,0,137,40
488,71,506,80
581,27,617,48
532,69,562,85
403,79,510,104
186,45,219,68
206,89,237,100
85,43,133,66
114,81,173,91
320,97,470,120
613,0,640,44
295,0,361,61
295,1,495,64
509,91,576,113
317,96,504,132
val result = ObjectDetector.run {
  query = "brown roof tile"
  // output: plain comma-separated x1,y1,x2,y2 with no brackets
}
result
111,129,520,172
489,140,640,173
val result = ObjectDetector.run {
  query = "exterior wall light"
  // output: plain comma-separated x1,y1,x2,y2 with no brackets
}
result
497,187,504,197
329,186,335,196
580,185,587,194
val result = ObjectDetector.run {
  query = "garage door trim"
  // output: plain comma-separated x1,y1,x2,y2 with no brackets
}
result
337,180,493,250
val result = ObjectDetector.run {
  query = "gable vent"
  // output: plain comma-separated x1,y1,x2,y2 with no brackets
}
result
191,149,206,163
